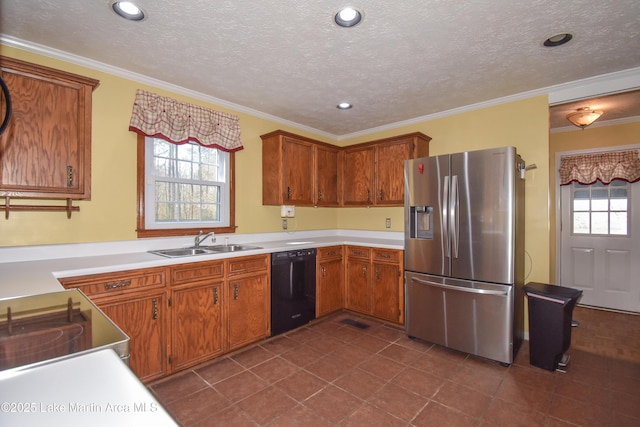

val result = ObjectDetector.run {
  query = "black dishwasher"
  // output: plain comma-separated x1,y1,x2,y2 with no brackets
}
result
271,248,316,336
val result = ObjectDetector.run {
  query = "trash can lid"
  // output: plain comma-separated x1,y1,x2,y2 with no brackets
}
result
524,282,583,303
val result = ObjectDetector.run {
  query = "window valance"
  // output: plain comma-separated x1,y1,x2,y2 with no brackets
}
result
559,149,640,185
128,89,243,152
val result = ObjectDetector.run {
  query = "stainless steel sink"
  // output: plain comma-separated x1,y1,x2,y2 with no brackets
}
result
204,244,262,252
149,244,262,257
149,247,216,258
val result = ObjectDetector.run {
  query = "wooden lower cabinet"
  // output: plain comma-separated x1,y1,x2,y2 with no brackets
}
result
344,246,404,324
169,260,225,371
372,249,404,324
96,291,168,382
316,246,344,317
59,267,169,383
59,256,269,383
226,253,270,351
345,247,372,314
170,281,224,371
227,273,270,351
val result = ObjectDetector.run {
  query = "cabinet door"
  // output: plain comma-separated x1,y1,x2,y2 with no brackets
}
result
171,281,224,371
317,258,344,317
343,147,374,205
315,144,340,206
0,56,98,199
346,258,371,314
97,292,167,383
372,262,402,323
227,273,270,351
283,137,314,204
374,140,411,205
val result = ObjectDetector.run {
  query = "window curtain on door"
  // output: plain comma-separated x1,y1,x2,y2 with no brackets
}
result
128,89,243,152
559,150,640,185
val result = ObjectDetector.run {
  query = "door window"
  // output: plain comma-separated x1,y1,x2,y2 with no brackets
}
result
571,180,629,235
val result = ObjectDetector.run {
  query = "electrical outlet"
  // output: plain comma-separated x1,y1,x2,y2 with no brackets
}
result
385,218,391,228
282,219,288,230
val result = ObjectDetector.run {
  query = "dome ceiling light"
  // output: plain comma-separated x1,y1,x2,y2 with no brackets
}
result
543,33,573,47
337,102,353,110
111,1,146,21
566,107,603,129
335,7,363,27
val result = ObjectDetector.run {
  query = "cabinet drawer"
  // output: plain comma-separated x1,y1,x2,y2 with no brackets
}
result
347,246,371,259
171,260,224,286
318,245,343,260
227,254,269,276
59,267,167,297
373,249,401,263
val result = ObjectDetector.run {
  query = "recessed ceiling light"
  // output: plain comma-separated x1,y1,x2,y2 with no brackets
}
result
335,7,363,27
543,33,573,47
337,102,352,110
111,1,146,21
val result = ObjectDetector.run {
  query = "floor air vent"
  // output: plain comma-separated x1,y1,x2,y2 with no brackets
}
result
340,319,370,329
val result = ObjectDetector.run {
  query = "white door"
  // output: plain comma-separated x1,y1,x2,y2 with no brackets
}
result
560,179,640,312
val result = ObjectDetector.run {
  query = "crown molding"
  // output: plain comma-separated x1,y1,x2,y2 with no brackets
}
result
3,34,640,141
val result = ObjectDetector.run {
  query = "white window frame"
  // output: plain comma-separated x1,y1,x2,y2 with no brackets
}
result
144,136,230,230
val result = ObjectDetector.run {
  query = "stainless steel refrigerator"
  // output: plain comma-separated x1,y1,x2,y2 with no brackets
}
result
404,146,525,365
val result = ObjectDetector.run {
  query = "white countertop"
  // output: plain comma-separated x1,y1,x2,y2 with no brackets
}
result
0,349,178,427
0,230,403,300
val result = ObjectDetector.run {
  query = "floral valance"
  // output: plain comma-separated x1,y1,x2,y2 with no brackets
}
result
559,150,640,185
128,89,243,152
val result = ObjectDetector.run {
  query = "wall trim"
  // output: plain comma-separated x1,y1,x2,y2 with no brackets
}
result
2,34,640,141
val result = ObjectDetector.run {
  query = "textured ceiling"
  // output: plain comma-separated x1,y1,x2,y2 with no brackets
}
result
1,0,640,136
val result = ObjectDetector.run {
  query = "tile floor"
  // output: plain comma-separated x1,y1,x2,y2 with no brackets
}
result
149,310,640,426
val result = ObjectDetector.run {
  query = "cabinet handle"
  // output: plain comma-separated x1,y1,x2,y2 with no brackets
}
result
366,189,371,202
152,298,158,320
67,166,73,188
318,190,323,201
378,253,391,259
212,287,218,305
287,186,291,199
327,251,336,256
379,189,384,201
233,283,239,300
321,266,326,277
104,279,132,290
375,267,380,281
362,265,367,277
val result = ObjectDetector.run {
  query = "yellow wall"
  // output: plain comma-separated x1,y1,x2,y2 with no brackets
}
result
548,121,640,280
0,46,553,283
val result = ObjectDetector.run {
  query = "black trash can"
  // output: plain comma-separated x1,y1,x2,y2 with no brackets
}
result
524,282,583,371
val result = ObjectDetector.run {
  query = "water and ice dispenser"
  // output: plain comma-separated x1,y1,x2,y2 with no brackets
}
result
410,206,433,240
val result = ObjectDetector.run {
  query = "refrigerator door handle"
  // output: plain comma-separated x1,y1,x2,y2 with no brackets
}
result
451,174,459,258
410,277,509,296
442,175,450,257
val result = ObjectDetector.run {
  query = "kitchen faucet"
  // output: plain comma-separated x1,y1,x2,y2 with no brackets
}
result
194,230,215,247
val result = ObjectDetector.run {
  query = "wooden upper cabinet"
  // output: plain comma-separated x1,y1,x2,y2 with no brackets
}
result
345,133,431,206
282,136,314,204
342,146,374,206
0,56,99,199
314,144,340,206
261,130,429,207
261,130,339,206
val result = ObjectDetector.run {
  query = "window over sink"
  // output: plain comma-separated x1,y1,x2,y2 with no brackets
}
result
136,135,236,238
